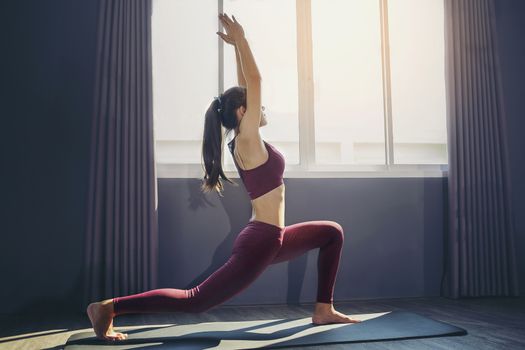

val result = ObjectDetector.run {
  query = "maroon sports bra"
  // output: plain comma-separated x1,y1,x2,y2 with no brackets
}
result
227,136,285,200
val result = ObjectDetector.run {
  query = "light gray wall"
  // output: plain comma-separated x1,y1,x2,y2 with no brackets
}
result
157,177,447,305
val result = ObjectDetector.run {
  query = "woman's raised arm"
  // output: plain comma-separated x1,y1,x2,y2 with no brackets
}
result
235,47,247,87
217,13,261,80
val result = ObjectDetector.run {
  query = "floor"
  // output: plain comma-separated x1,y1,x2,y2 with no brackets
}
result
0,296,524,349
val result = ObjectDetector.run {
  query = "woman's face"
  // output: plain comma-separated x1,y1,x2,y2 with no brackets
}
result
260,105,268,127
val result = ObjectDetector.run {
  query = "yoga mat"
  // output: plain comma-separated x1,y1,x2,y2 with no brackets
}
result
65,310,467,349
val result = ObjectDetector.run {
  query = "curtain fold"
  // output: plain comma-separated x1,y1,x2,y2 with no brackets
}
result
83,0,158,307
442,0,519,298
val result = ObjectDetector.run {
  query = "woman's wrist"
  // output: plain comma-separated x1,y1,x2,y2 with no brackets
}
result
235,36,247,45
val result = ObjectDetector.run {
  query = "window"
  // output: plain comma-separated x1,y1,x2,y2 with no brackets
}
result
152,0,218,166
152,0,448,178
223,0,300,165
312,0,385,165
388,0,448,165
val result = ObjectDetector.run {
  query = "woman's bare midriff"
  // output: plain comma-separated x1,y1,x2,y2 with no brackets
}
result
249,183,285,229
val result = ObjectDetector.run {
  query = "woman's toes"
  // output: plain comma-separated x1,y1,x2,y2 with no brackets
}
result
113,332,128,340
105,333,124,341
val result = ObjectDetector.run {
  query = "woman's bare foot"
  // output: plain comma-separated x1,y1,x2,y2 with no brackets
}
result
311,302,362,325
86,299,128,341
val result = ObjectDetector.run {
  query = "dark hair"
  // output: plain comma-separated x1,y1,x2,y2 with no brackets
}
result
201,86,247,196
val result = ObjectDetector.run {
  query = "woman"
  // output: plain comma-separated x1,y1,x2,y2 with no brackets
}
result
87,13,360,341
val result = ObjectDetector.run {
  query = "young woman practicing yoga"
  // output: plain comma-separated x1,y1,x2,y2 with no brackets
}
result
87,13,361,341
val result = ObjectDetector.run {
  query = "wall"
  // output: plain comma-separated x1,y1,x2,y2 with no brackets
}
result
494,0,525,295
0,0,99,314
156,177,446,306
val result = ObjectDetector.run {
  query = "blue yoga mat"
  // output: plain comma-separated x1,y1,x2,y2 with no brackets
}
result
65,310,467,349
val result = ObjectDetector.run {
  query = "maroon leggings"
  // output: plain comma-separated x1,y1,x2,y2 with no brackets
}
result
113,220,344,315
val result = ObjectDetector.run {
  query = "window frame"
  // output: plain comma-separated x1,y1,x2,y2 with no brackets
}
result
155,0,449,179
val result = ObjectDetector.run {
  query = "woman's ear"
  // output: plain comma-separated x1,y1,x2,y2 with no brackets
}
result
237,106,246,120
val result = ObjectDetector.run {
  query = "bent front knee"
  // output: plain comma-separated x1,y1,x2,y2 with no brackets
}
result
327,221,344,243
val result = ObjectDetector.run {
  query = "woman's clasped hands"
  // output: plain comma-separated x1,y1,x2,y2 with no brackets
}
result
216,13,245,46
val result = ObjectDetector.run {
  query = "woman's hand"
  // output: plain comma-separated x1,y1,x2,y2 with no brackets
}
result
216,13,245,46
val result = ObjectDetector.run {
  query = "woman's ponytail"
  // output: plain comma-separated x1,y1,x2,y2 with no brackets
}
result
201,97,235,196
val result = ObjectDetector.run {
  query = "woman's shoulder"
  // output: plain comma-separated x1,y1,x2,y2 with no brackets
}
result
235,132,264,148
231,133,268,170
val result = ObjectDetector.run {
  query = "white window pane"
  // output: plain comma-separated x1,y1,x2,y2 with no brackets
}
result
388,0,448,164
152,0,218,164
312,0,385,165
223,0,299,165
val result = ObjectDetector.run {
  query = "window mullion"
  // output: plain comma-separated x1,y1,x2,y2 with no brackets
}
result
380,0,394,167
296,0,315,170
218,0,224,96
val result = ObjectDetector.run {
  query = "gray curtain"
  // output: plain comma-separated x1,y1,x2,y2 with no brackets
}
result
442,0,519,298
83,0,159,306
